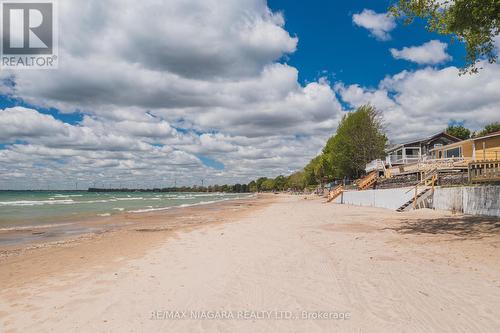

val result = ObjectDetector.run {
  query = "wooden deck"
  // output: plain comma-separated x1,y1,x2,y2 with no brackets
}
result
387,158,470,177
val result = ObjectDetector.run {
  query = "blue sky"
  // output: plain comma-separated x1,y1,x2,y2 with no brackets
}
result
0,96,84,125
268,0,466,87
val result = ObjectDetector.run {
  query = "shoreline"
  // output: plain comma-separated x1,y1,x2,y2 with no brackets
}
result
0,193,256,250
0,194,275,289
2,195,500,332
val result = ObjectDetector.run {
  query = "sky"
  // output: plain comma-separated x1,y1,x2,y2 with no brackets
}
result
0,0,499,190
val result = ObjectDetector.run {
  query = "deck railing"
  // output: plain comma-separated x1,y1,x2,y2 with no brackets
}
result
386,155,421,165
365,159,385,172
468,160,500,183
369,154,500,181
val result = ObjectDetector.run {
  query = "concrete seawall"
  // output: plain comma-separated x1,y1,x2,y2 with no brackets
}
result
335,185,500,217
334,187,415,210
433,186,500,217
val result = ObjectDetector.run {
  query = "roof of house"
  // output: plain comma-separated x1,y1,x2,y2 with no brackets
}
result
385,131,461,153
429,139,470,152
471,130,500,141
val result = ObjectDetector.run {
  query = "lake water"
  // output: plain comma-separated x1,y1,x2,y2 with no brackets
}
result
0,191,252,230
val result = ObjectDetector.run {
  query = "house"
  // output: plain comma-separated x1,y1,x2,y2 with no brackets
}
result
430,131,500,161
366,131,460,173
384,131,461,166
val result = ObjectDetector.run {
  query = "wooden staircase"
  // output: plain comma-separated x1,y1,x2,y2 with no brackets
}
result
357,171,378,190
396,188,432,212
396,169,438,212
326,185,344,203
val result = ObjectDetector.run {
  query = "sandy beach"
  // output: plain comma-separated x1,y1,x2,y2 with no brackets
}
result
1,194,500,332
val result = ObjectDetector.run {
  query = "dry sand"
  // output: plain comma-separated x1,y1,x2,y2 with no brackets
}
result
1,194,500,332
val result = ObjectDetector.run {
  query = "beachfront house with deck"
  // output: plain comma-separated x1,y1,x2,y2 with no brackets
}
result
363,131,500,182
385,132,460,166
430,131,500,161
366,131,461,173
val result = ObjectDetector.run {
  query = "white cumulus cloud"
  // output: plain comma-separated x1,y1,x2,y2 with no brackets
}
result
390,40,452,65
352,9,396,41
337,61,500,143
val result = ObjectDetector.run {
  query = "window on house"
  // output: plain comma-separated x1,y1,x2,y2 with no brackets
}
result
395,149,403,160
445,147,461,158
406,148,420,157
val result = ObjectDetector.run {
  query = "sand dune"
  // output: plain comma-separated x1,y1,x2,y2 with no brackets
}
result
1,195,500,332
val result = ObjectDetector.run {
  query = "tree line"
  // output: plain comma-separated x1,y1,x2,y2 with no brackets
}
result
446,122,500,140
88,184,251,193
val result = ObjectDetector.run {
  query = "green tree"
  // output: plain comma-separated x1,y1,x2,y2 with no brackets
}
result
323,105,387,179
303,160,317,186
285,171,306,190
446,125,471,140
248,181,257,192
256,177,268,191
273,175,287,191
260,179,275,192
477,122,500,136
391,0,500,74
303,155,329,185
310,155,328,183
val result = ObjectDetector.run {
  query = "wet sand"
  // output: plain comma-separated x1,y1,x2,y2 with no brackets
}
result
0,195,270,289
1,194,500,332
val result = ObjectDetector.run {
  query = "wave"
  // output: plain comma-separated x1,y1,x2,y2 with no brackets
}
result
0,222,75,232
54,194,84,197
0,199,75,207
114,197,144,201
0,198,115,206
127,206,172,213
126,197,234,213
0,193,252,212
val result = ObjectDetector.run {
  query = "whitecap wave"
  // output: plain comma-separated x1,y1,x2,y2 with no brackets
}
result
0,222,75,231
115,197,144,201
127,198,232,213
54,194,84,197
0,199,75,207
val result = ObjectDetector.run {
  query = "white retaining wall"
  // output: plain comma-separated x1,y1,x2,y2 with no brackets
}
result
433,186,500,217
333,187,415,210
334,185,500,217
432,187,464,213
